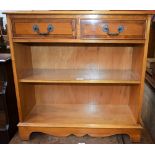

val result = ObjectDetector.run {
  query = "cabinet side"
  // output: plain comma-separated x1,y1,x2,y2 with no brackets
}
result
138,15,152,123
6,15,23,121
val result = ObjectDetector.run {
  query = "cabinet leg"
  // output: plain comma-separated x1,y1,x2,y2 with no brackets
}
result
18,126,31,141
129,132,141,143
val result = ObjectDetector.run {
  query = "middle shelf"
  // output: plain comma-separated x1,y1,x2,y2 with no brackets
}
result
19,69,140,84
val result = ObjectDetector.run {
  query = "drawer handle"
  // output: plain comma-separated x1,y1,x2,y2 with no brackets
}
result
33,24,54,35
102,25,124,36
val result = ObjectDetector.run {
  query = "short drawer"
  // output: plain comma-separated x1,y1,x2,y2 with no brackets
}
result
80,19,146,39
12,18,76,38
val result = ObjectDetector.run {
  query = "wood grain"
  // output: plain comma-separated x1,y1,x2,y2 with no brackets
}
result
12,18,76,38
6,15,23,121
5,11,152,142
30,44,133,70
4,10,155,15
23,104,137,128
136,15,152,122
18,125,142,142
34,84,130,105
19,69,140,84
13,38,145,43
80,19,146,39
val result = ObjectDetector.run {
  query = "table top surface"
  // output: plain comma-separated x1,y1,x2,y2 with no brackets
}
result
0,81,7,94
3,10,155,15
0,53,11,63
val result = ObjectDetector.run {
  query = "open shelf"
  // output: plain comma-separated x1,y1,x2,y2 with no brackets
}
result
22,104,138,128
19,69,140,84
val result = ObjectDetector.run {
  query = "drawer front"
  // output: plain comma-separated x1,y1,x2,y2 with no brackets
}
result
80,19,146,39
12,18,76,38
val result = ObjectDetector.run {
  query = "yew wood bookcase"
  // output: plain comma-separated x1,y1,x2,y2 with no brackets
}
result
5,11,153,142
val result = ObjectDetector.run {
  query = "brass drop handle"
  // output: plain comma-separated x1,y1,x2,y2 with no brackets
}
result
102,24,124,36
33,24,54,35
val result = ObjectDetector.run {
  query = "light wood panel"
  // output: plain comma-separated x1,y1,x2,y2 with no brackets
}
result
23,104,137,128
31,44,133,70
9,14,147,21
5,11,152,142
19,69,140,84
13,38,145,44
129,45,144,120
19,84,36,120
34,84,130,105
12,18,76,38
12,43,36,119
136,15,152,123
4,10,155,15
13,43,33,78
18,125,142,142
129,85,140,120
8,13,148,43
80,19,146,39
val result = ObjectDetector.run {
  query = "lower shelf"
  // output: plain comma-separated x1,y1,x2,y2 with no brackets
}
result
22,104,139,128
